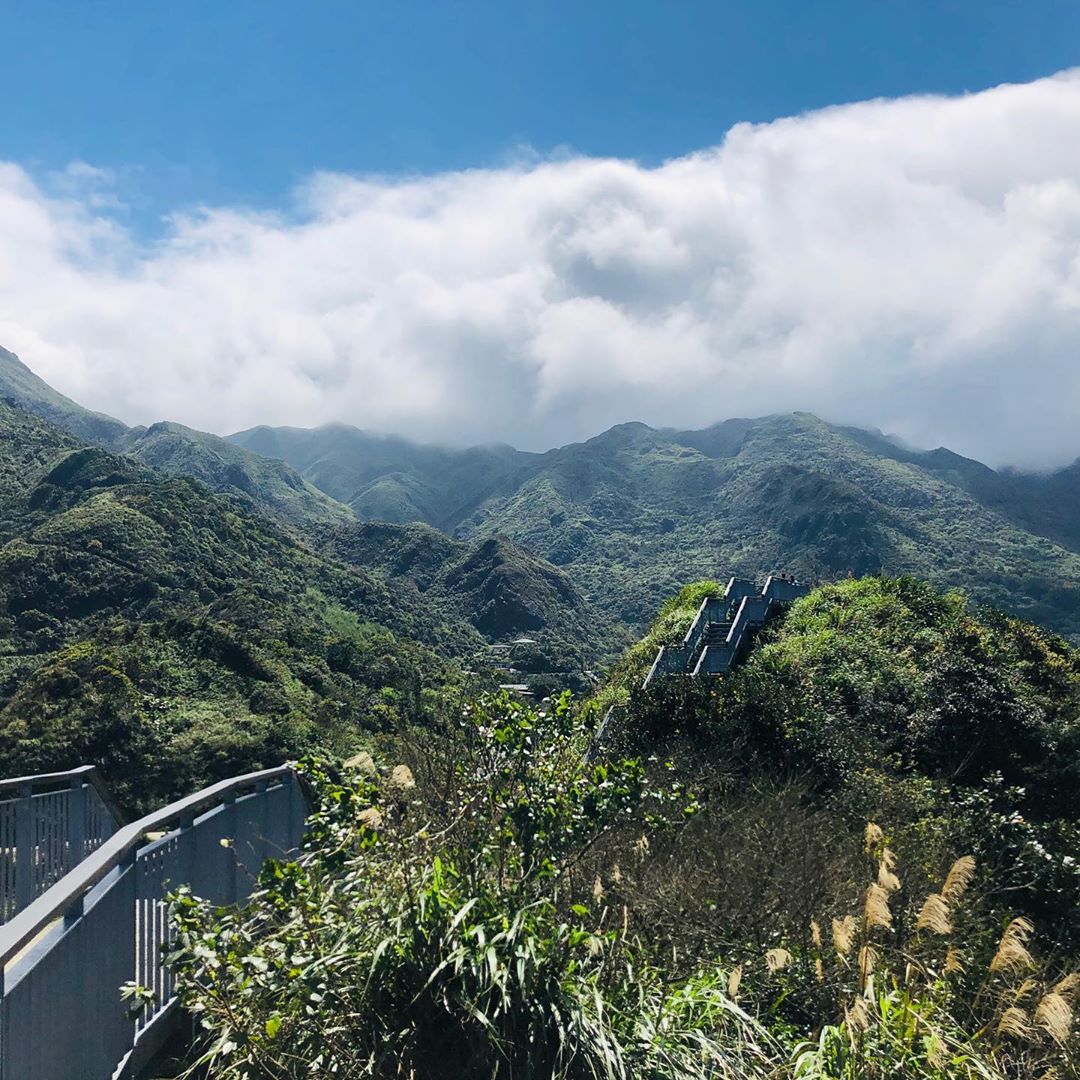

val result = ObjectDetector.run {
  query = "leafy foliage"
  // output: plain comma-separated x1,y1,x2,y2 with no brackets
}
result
165,695,781,1079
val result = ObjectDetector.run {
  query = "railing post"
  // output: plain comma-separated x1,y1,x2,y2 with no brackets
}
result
0,961,7,1080
14,784,33,912
256,780,270,873
68,777,87,870
222,791,238,906
286,772,301,852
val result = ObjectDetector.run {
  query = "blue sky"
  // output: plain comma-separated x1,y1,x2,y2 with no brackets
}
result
4,0,1080,218
2,3,1080,464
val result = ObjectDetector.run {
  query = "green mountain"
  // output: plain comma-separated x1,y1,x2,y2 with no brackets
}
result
118,420,354,532
0,344,129,446
232,423,529,529
0,401,591,810
320,521,593,676
0,399,451,810
234,414,1080,646
0,345,354,533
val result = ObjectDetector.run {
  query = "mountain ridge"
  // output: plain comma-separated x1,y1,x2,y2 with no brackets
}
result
232,412,1080,644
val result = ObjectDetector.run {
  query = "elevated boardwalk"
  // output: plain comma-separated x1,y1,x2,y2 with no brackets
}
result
642,574,810,688
0,764,308,1080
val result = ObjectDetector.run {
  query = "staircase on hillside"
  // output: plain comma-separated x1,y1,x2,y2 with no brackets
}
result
642,574,810,688
587,575,811,762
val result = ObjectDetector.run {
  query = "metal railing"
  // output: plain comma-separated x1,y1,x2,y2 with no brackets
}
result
643,575,812,686
0,767,124,924
0,765,308,1080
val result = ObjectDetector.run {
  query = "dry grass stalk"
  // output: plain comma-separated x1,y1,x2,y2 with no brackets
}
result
864,883,893,931
727,965,743,1000
844,996,869,1032
357,806,383,831
864,823,884,852
815,957,825,984
833,915,857,957
1052,973,1079,1003
991,917,1035,976
810,919,822,950
592,875,604,902
858,945,877,981
944,946,964,974
1034,992,1073,1044
877,848,901,894
916,893,952,935
610,863,622,885
942,856,976,902
765,947,792,973
997,1006,1034,1040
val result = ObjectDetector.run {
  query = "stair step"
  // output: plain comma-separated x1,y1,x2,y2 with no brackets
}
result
703,621,732,645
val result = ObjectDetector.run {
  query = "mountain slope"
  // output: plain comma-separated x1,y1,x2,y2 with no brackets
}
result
118,421,354,530
0,399,598,810
232,423,532,530
0,401,476,810
320,521,595,675
0,346,354,533
236,413,1080,645
0,344,129,446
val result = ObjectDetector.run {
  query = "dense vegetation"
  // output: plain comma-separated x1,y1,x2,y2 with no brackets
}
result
160,577,1080,1078
235,414,1080,651
0,401,589,812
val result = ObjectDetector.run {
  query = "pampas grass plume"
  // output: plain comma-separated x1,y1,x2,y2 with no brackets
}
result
864,883,893,931
1034,992,1073,1044
991,917,1035,976
916,893,952,935
833,915,856,958
942,856,976,902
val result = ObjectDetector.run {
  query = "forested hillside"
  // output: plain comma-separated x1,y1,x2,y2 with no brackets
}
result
0,401,589,811
0,345,353,533
235,414,1080,646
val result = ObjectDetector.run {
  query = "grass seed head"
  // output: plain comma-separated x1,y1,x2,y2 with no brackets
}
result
942,856,976,902
877,848,901,894
991,917,1035,976
1034,992,1073,1044
864,883,893,931
833,915,857,958
997,1006,1034,1041
765,947,792,973
916,893,952,936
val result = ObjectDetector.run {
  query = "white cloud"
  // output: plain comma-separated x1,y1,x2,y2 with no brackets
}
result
2,71,1080,466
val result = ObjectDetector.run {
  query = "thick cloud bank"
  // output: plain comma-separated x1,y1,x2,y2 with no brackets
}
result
2,71,1080,466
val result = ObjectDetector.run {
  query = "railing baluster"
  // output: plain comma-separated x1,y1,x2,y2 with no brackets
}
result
13,785,32,914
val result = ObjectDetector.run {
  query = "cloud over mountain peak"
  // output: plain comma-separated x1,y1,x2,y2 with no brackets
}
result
2,69,1080,466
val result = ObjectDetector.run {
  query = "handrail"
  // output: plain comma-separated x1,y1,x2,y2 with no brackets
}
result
0,764,126,827
0,763,298,969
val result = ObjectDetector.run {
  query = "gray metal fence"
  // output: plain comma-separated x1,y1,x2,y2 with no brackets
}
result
0,767,123,924
0,765,308,1080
